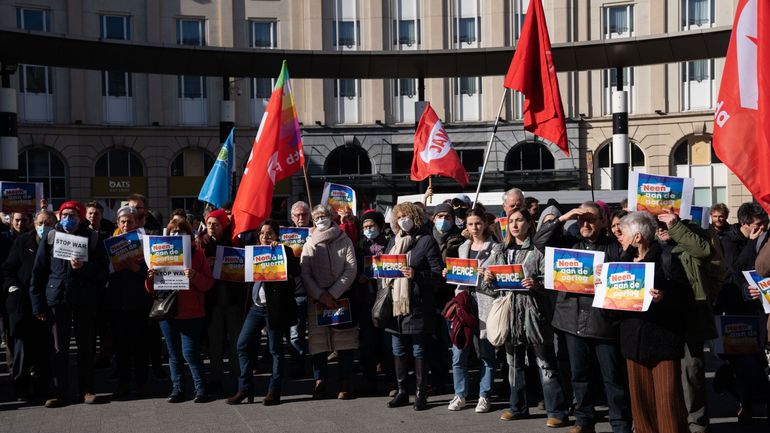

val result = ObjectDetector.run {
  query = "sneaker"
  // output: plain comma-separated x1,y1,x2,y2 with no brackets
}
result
44,397,67,408
83,393,97,404
447,395,466,411
475,396,490,413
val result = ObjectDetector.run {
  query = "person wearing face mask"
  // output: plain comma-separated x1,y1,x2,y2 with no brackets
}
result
104,206,152,400
196,209,245,395
451,196,471,230
301,205,359,400
383,202,444,411
354,210,392,394
2,210,56,401
30,201,109,408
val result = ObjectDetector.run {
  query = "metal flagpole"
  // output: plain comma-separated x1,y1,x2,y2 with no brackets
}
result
473,88,508,206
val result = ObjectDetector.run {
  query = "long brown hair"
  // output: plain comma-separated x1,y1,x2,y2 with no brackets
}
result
504,207,535,246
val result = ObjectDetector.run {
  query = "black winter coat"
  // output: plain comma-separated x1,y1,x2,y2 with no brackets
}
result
244,252,299,330
618,243,693,363
105,262,152,313
384,228,444,335
2,231,41,335
715,224,764,315
551,233,625,340
198,233,247,311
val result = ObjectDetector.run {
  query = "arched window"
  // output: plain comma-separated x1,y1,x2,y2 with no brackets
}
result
595,142,646,190
18,148,67,209
505,142,555,172
169,148,216,214
325,145,372,175
672,135,726,206
95,148,144,176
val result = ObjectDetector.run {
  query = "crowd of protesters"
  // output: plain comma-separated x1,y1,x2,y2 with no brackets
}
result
1,189,769,433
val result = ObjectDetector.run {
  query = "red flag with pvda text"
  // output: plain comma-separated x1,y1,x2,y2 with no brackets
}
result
411,103,469,187
232,61,304,239
504,0,568,155
713,0,770,212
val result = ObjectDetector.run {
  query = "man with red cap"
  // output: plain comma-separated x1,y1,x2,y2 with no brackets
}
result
196,208,245,394
30,200,109,407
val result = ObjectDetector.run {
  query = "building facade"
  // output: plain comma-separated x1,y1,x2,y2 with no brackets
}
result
0,0,746,222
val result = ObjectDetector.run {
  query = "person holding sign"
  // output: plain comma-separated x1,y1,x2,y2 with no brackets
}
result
145,219,213,403
615,212,691,433
382,202,443,411
227,219,298,406
542,202,632,433
496,208,568,427
104,206,152,400
300,205,358,400
30,201,108,408
444,208,504,413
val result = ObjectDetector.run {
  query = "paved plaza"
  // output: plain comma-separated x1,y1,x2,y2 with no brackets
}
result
0,343,767,433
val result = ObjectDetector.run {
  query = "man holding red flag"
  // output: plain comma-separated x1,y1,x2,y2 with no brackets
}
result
411,103,469,187
504,0,568,156
232,61,305,239
713,0,769,212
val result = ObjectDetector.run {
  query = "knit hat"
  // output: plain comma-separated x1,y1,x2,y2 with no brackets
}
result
116,205,137,219
207,209,229,228
58,201,85,220
433,203,455,220
360,210,385,230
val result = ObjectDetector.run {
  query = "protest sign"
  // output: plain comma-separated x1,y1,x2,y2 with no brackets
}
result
544,247,605,294
0,181,43,215
245,244,288,282
153,268,189,291
279,226,310,257
712,315,765,355
742,270,770,314
627,171,694,219
143,235,191,270
594,262,655,312
213,246,246,283
52,232,89,262
488,264,526,291
321,182,357,216
315,298,352,327
445,258,480,286
373,254,408,278
103,229,143,272
689,206,710,229
497,217,508,240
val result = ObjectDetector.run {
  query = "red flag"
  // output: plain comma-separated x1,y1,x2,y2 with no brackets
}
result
713,0,770,212
504,0,568,155
411,103,469,187
232,61,304,239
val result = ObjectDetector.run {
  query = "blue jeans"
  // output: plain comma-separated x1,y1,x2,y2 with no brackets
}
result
237,306,285,393
452,336,495,398
565,333,632,433
506,342,568,420
312,350,354,381
159,317,205,395
391,334,426,359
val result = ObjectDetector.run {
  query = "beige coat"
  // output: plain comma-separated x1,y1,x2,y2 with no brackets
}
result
300,226,359,355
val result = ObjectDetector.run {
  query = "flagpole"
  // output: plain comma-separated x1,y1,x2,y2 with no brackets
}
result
473,88,508,206
428,176,433,204
302,161,313,209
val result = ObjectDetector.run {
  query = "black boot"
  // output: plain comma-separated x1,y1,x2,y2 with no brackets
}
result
413,358,427,411
387,356,410,408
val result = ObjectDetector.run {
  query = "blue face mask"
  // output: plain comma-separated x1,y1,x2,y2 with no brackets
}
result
363,228,380,240
61,216,78,232
435,218,452,233
36,226,51,239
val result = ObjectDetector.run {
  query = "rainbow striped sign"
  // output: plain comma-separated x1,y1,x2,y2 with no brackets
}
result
445,257,479,286
743,270,770,314
488,264,525,291
373,254,408,278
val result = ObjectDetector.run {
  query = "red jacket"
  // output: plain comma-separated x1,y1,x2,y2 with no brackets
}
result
145,246,214,319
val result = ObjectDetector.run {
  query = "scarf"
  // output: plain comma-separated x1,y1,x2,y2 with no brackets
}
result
386,231,416,317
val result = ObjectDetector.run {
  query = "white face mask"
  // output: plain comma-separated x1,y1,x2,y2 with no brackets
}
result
398,217,415,233
314,217,331,231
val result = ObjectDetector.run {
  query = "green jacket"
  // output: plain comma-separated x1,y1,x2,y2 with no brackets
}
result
667,220,713,301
